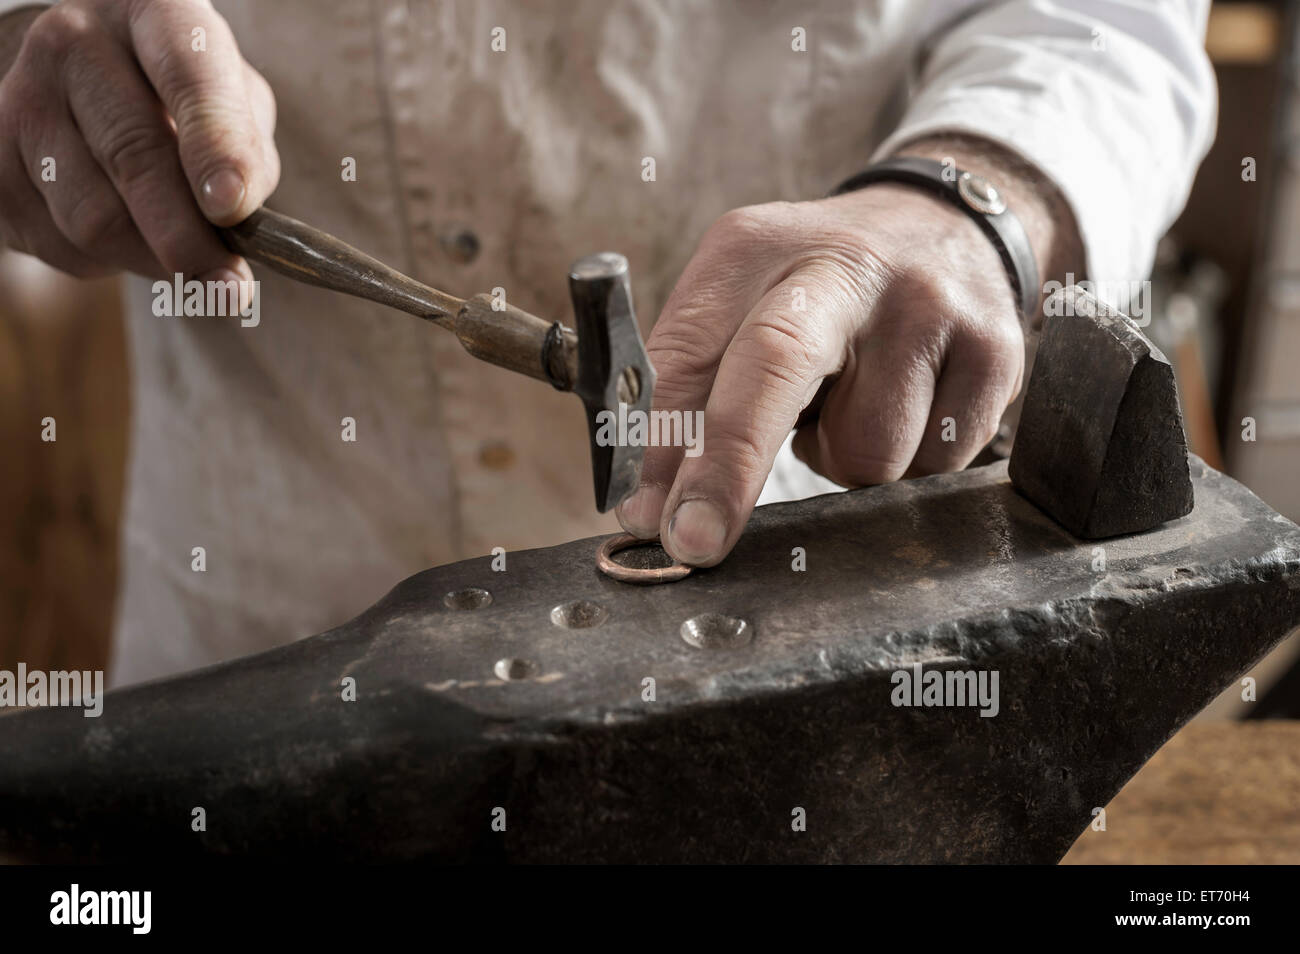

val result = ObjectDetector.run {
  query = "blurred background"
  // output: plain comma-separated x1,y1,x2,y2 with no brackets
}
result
0,0,1297,861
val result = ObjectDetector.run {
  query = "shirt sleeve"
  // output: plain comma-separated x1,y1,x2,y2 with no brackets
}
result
873,0,1217,307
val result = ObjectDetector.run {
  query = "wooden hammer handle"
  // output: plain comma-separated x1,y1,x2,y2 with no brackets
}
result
219,207,463,326
219,207,578,389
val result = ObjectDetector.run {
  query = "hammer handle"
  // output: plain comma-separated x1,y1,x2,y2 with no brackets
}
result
219,208,578,388
220,208,463,325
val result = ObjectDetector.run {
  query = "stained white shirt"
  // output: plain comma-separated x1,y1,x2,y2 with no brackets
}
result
0,1,1216,685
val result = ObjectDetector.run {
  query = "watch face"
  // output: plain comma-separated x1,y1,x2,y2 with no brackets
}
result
958,172,1008,215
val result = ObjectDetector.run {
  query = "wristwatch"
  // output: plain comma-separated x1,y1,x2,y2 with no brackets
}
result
830,157,1040,325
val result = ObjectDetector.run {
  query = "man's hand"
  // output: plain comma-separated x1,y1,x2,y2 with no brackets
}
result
619,139,1083,567
0,0,278,283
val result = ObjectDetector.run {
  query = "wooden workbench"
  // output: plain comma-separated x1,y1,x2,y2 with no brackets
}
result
1062,721,1300,864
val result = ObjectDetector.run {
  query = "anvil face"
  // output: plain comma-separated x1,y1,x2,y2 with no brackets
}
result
1,458,1298,863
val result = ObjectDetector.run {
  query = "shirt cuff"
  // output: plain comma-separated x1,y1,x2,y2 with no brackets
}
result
872,1,1216,314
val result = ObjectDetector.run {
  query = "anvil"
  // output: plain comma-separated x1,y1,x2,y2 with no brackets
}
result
1,456,1297,863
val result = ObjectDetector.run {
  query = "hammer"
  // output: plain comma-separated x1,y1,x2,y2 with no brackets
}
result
219,208,654,513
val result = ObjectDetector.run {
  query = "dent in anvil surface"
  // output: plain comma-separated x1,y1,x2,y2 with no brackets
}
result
1,458,1298,863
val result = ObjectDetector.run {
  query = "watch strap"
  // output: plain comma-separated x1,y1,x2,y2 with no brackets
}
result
831,157,1040,324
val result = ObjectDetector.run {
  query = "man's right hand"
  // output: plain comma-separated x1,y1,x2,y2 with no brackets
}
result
0,0,278,283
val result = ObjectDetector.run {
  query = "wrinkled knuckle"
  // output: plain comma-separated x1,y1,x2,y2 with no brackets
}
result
649,312,727,365
647,334,717,404
739,317,821,384
100,121,172,187
706,420,770,484
173,102,262,183
190,121,258,170
149,37,205,99
810,237,887,291
650,366,706,408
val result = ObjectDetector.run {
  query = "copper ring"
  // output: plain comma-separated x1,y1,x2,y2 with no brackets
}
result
596,533,693,585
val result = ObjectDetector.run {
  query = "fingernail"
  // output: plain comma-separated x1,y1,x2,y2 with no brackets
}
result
617,484,666,538
200,168,246,220
665,499,728,565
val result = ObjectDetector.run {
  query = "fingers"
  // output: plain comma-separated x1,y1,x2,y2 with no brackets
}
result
617,208,791,537
126,0,278,224
616,282,753,538
658,274,845,566
0,137,107,278
0,0,277,281
906,314,1023,475
63,28,247,280
793,288,1023,483
792,290,944,486
18,101,163,276
0,40,103,276
625,191,1027,569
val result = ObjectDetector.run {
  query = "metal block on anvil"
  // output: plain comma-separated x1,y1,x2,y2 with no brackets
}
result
1010,285,1195,538
1,457,1298,863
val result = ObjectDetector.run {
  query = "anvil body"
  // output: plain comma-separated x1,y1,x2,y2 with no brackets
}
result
1,458,1298,863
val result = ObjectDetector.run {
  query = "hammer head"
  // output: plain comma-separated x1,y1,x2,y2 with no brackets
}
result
568,253,656,513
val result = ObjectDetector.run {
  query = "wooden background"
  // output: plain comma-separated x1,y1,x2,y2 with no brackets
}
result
0,253,124,675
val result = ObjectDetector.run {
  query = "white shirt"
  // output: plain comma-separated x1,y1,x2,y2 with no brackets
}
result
1,1,1216,685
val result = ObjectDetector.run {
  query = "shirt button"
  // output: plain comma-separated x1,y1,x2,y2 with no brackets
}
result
478,441,516,470
439,225,480,264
